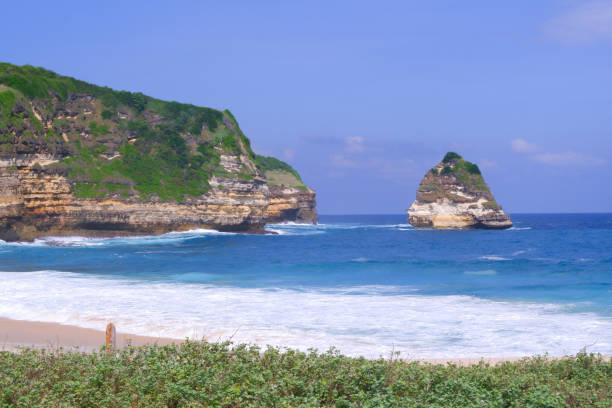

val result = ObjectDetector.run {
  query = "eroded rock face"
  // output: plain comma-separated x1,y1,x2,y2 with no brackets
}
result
0,156,317,240
407,153,512,229
265,185,317,224
0,157,271,241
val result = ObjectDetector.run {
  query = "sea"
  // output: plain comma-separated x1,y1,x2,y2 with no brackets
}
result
0,214,610,359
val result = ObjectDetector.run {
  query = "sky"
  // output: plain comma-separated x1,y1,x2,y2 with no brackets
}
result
2,1,611,214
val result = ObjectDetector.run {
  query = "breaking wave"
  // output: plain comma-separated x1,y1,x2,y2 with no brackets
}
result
0,270,610,358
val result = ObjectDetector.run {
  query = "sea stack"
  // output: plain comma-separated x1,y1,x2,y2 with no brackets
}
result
407,152,512,229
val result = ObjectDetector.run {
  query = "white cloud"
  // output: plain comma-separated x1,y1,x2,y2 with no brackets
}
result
330,154,360,168
511,138,604,166
532,152,605,166
544,1,612,44
344,136,365,153
511,138,538,153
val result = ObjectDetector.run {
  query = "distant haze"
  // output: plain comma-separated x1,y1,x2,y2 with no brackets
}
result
3,1,611,213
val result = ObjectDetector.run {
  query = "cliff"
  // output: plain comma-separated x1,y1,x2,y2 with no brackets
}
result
407,152,512,229
0,63,316,241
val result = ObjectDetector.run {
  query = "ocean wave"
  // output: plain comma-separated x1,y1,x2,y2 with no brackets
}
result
264,222,414,235
464,270,498,276
0,229,235,248
479,255,511,261
508,227,532,231
0,270,610,358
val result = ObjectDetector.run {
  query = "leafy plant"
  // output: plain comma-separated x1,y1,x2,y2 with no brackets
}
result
0,344,608,407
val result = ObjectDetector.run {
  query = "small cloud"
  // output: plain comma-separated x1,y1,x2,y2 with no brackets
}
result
511,138,603,166
532,152,605,166
344,136,365,153
330,154,360,168
283,148,295,160
479,159,498,170
511,138,538,153
544,1,612,44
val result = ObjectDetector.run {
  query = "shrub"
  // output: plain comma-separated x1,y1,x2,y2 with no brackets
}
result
463,161,481,175
89,121,109,137
0,344,608,407
0,90,15,110
254,155,303,182
442,152,462,163
483,200,501,210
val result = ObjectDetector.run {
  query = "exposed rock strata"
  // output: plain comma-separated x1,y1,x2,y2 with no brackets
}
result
0,157,273,241
407,153,511,229
265,185,317,224
0,63,316,241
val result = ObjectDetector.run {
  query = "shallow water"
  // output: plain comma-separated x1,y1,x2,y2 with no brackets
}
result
1,214,610,358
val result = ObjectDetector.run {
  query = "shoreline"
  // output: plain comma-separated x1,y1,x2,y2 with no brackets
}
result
2,317,608,366
0,317,180,352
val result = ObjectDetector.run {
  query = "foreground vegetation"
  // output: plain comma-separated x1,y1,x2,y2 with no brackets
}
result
0,342,609,407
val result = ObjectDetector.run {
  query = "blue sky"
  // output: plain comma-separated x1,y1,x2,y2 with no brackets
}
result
3,1,611,213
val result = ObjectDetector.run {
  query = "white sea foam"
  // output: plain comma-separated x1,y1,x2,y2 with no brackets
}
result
508,227,532,231
264,222,413,235
0,229,235,248
0,270,610,358
479,255,511,261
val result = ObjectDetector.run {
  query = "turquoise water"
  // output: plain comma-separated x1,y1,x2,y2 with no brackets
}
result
0,214,610,358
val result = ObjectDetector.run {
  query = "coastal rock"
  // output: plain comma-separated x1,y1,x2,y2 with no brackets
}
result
407,152,512,229
0,63,316,241
265,185,317,223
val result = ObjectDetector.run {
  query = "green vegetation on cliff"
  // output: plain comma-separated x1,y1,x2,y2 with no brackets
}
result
0,62,305,201
0,344,608,407
430,152,488,193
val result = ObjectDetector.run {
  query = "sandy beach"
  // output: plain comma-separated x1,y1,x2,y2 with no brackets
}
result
0,317,179,353
2,317,606,366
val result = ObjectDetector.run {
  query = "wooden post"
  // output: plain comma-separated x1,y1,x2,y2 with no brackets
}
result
106,322,116,353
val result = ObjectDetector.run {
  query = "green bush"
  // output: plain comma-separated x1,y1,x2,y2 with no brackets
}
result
88,121,109,137
254,154,303,182
221,132,240,153
0,90,15,110
0,344,608,407
442,152,462,163
462,161,481,175
483,201,501,210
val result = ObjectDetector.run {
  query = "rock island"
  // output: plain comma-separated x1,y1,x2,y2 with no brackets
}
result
407,152,511,229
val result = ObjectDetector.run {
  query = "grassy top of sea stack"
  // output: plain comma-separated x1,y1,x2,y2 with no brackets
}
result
417,152,501,210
